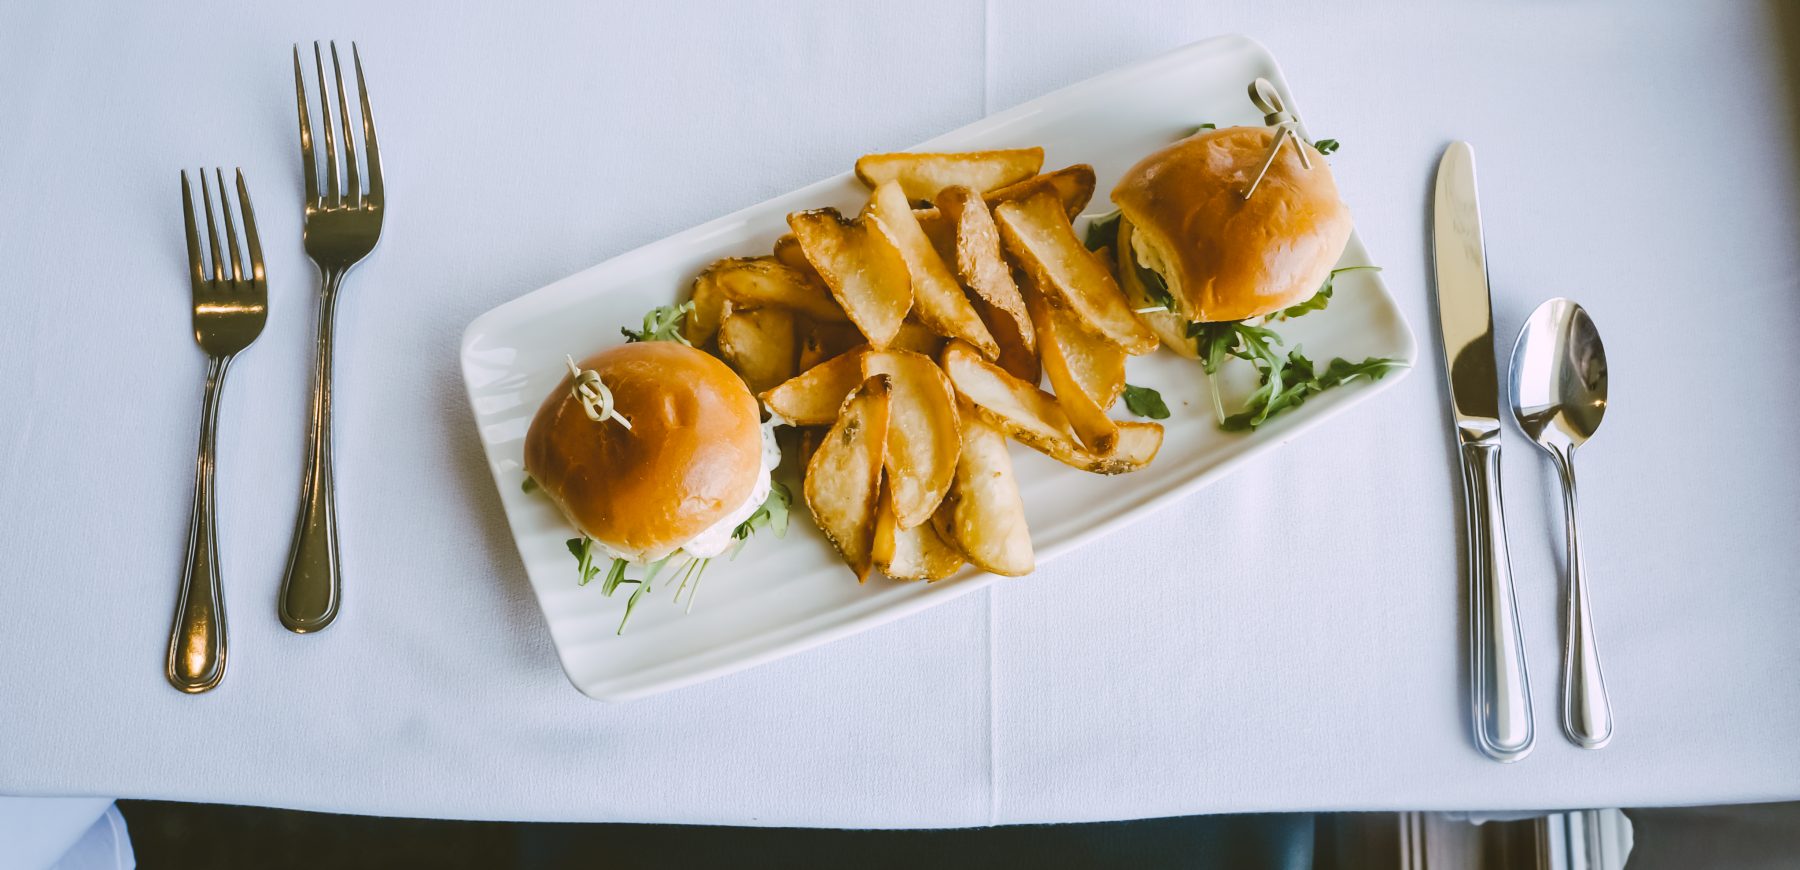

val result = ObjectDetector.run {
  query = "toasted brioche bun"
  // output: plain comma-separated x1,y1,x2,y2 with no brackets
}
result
1111,126,1351,323
524,341,763,562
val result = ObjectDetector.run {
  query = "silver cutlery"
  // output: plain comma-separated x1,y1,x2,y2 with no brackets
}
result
1511,298,1614,749
1432,142,1534,762
280,41,384,633
170,169,267,693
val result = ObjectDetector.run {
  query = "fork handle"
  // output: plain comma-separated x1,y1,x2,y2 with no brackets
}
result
280,277,344,632
169,356,232,692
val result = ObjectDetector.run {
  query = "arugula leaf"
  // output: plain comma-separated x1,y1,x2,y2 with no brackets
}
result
1188,320,1232,375
622,301,695,345
1312,138,1340,155
1317,355,1405,388
619,574,651,635
567,536,603,585
600,558,630,596
1266,265,1382,321
1135,259,1177,312
732,481,793,542
1185,122,1218,137
1219,348,1404,431
1269,286,1332,321
1084,210,1121,252
1121,384,1170,420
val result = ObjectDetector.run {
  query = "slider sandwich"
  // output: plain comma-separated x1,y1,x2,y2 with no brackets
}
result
524,332,786,627
1104,117,1400,430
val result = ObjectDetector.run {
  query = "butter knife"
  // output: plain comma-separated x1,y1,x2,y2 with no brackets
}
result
1433,142,1534,762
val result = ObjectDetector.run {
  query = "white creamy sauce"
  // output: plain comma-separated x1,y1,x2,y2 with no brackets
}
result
668,416,782,559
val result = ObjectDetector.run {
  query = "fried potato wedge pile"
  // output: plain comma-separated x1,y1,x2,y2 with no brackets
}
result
691,147,1167,582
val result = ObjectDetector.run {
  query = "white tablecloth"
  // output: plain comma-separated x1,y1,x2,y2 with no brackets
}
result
3,0,1798,828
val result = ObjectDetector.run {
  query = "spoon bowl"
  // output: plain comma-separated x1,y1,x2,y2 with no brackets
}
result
1510,297,1614,749
1511,299,1607,451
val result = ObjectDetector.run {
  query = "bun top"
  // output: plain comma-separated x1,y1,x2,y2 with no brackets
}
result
523,341,763,562
1111,126,1352,323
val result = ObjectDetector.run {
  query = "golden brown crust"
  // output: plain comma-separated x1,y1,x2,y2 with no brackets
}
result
523,341,763,562
1111,126,1351,323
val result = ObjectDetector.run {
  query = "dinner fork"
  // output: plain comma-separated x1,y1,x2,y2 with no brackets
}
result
280,41,383,633
170,169,267,693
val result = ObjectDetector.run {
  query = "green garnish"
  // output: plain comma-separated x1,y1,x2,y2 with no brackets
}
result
600,558,630,596
1312,138,1340,155
566,536,605,586
1187,317,1401,430
1265,266,1382,321
566,480,792,633
1084,210,1121,252
1219,351,1402,431
622,301,695,345
521,476,538,494
1137,263,1177,312
732,482,792,544
1121,384,1170,420
1184,122,1218,137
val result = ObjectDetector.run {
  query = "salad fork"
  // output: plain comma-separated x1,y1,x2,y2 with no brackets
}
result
170,169,266,693
281,41,384,633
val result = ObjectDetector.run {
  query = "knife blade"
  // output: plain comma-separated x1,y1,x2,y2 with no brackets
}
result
1432,141,1534,763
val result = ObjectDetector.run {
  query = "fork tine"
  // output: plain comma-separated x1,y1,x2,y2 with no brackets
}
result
215,168,244,282
353,43,382,207
199,169,224,285
293,45,318,208
313,41,339,206
181,171,206,286
330,42,359,206
237,170,265,286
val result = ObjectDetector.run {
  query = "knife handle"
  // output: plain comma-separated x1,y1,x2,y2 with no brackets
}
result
1462,440,1534,762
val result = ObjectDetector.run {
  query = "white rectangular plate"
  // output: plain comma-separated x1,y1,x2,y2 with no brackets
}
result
461,35,1416,701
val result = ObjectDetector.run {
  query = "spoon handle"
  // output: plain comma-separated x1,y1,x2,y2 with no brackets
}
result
1462,440,1534,762
1553,449,1614,748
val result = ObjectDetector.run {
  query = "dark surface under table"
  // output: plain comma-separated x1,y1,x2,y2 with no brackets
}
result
117,801,1373,870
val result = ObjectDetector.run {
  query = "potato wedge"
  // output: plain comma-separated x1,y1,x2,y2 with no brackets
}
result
854,147,1044,201
911,164,1096,229
805,375,892,581
788,208,912,347
994,193,1158,355
1116,217,1199,359
798,426,826,470
761,348,867,426
874,480,965,581
917,207,956,263
867,180,999,358
686,266,727,347
772,233,820,280
936,185,1038,383
799,320,865,370
709,256,848,323
986,164,1096,218
717,305,797,394
1025,285,1121,454
860,348,960,528
1030,275,1126,409
941,341,1161,474
891,319,948,357
934,404,1033,576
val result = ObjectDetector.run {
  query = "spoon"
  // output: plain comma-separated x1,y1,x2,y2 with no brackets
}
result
1510,298,1614,749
